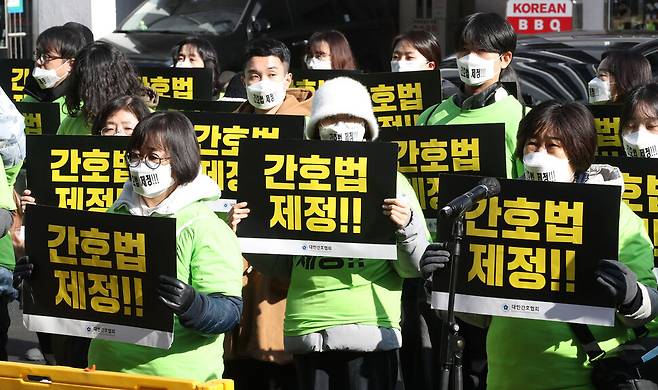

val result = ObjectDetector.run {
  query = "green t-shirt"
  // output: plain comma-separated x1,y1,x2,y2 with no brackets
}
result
284,173,427,336
415,95,525,179
486,201,657,390
87,201,243,381
57,113,91,135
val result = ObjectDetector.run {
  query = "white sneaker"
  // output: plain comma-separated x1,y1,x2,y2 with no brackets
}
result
23,347,44,361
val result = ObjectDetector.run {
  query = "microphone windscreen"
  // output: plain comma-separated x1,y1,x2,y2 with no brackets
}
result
479,177,501,196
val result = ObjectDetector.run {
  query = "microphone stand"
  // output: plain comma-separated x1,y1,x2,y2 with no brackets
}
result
438,214,465,390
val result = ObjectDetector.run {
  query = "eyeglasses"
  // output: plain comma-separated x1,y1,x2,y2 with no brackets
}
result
125,151,171,169
101,127,133,136
33,52,65,64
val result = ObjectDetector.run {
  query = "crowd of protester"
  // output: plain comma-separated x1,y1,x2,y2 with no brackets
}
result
0,10,655,390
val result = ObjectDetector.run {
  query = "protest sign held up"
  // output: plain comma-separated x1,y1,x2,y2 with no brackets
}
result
237,138,398,259
379,124,507,233
27,135,129,212
596,156,658,269
433,174,620,326
22,205,177,348
183,111,305,207
587,104,624,157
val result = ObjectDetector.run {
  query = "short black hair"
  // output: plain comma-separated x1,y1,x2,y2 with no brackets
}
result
600,50,652,103
63,22,94,46
621,83,658,132
172,36,222,96
128,111,200,186
92,95,151,135
516,100,596,174
455,12,516,55
36,26,86,60
243,37,290,70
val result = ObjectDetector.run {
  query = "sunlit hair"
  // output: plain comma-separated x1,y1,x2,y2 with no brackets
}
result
307,30,357,70
65,42,147,124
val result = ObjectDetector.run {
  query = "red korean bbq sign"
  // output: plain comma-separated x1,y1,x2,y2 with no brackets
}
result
506,0,573,34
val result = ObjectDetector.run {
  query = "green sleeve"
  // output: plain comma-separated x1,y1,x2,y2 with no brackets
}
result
184,214,243,298
618,201,656,288
57,114,91,135
5,161,22,187
415,104,437,126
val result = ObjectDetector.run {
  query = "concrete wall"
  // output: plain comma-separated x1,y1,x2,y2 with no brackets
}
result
33,0,116,41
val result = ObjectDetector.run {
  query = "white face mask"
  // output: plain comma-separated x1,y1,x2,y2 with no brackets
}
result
588,77,611,103
623,126,658,158
246,79,287,110
390,59,428,72
318,121,367,142
32,62,68,89
175,60,193,68
305,57,332,70
523,151,574,183
456,53,497,86
129,163,174,198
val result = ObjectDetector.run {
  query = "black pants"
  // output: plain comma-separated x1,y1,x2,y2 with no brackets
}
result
294,350,398,390
223,359,298,390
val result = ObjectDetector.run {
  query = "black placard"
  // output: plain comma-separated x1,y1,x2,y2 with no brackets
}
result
587,104,624,157
0,59,34,102
237,138,398,259
433,174,620,326
15,101,60,135
138,66,213,100
23,204,176,348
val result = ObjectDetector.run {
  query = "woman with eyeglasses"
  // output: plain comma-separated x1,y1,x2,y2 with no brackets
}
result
16,111,243,379
91,95,151,136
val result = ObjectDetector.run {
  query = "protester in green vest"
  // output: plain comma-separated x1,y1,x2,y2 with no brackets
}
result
421,101,658,390
228,77,431,390
23,24,90,122
15,111,243,380
58,42,157,135
416,12,525,180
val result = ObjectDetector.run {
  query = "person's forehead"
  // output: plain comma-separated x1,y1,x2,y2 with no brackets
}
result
310,40,330,52
180,44,199,56
394,40,417,52
246,55,284,71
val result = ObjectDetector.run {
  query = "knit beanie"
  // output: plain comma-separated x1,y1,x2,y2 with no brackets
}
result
305,77,379,141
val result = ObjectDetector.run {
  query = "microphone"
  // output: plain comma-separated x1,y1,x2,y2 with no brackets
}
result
440,177,501,219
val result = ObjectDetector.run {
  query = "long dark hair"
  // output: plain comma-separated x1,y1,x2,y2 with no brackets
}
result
65,42,147,124
307,30,357,70
601,50,652,103
171,37,222,97
620,83,658,132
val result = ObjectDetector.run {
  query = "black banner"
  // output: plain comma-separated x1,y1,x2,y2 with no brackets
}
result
379,124,507,232
15,101,60,135
0,59,33,102
595,156,658,268
157,95,242,113
237,138,398,259
292,70,442,128
27,136,129,212
137,66,213,100
23,204,176,348
433,174,620,326
587,104,624,157
182,111,305,205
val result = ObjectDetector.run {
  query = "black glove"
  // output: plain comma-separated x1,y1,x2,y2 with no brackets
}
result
12,256,34,289
595,259,641,314
157,275,197,316
420,243,451,281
